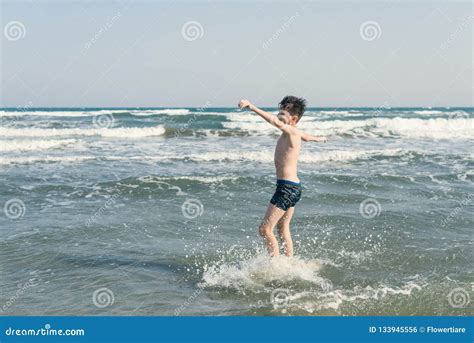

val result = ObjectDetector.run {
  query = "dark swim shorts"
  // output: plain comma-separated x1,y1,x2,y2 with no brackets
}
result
270,179,302,211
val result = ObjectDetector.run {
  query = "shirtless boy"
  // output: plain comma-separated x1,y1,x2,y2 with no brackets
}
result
238,96,327,257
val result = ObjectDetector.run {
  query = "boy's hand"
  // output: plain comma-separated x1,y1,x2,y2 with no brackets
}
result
317,136,328,143
238,99,253,110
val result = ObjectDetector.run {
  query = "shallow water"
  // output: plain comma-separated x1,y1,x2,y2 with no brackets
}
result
0,107,472,315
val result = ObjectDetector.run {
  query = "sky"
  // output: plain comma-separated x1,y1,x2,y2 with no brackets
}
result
1,0,472,107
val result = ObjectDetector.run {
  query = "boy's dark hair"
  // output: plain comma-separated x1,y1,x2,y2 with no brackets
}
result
278,95,307,121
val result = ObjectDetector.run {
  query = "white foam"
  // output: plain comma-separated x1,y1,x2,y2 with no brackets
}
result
291,281,423,312
165,148,406,163
0,155,97,165
138,175,241,184
130,109,190,116
224,117,474,139
317,110,353,115
0,109,192,117
0,139,78,152
198,111,242,116
413,110,446,115
336,249,374,264
0,126,166,138
413,109,469,118
201,255,328,290
0,110,131,117
223,121,278,134
200,254,424,313
0,148,409,165
370,117,473,139
226,112,275,122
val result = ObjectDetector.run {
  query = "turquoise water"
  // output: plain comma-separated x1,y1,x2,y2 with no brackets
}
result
0,107,472,316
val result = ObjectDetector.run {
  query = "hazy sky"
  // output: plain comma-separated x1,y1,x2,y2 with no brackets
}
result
1,0,472,107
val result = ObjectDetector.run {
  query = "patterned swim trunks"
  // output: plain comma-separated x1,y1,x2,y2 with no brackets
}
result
270,179,302,211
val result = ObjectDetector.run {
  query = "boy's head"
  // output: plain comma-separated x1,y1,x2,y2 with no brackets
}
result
277,95,307,125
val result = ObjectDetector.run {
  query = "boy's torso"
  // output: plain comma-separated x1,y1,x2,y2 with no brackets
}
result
274,131,301,183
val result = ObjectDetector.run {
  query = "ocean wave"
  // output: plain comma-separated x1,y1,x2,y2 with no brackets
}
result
369,117,473,138
0,148,411,165
0,125,166,138
137,175,242,184
122,149,405,164
226,112,275,122
0,155,97,165
0,109,192,117
0,110,132,117
411,110,465,116
317,110,355,115
223,117,474,139
193,111,241,116
0,139,78,152
130,109,190,116
412,110,443,115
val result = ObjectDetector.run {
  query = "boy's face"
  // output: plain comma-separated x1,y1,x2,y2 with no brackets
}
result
277,110,297,125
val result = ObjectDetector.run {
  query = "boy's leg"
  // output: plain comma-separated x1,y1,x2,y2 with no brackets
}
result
259,203,286,257
278,207,295,257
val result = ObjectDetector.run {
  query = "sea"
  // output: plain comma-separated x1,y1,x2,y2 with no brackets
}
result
0,107,472,316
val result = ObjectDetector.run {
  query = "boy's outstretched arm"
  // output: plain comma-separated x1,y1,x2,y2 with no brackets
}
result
238,99,294,133
301,133,328,142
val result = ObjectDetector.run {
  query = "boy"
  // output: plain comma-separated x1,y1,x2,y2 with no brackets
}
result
238,96,327,257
